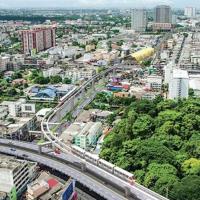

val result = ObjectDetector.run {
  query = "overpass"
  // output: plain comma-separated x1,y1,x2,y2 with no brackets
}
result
0,139,169,200
39,65,169,200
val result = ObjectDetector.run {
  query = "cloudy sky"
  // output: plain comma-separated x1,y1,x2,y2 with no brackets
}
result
0,0,198,8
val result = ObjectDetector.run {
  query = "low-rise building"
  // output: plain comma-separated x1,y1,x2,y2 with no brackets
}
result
146,75,162,91
0,155,37,199
26,171,76,200
74,122,102,149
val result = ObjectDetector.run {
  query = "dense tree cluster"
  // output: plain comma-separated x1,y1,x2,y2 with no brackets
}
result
100,97,200,200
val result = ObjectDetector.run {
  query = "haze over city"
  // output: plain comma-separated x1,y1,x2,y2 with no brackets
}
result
0,0,199,8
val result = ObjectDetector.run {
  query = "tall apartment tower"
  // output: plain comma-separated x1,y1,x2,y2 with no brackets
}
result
168,69,189,99
154,5,172,23
22,27,56,55
184,7,196,18
131,9,147,32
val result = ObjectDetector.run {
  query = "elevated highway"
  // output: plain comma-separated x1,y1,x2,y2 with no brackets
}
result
39,65,169,200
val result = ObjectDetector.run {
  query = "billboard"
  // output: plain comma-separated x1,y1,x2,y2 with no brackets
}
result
62,180,75,200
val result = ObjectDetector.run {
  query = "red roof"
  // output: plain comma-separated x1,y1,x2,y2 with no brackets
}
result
47,178,58,188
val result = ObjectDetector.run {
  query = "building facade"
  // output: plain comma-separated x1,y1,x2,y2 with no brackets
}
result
131,9,147,32
169,69,189,99
154,5,172,23
74,122,102,149
0,155,37,200
22,27,56,55
184,7,196,18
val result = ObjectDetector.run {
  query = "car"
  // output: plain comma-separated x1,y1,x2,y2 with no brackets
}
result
10,148,16,152
22,154,29,158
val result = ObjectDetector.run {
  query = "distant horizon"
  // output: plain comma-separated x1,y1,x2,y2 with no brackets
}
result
0,0,199,9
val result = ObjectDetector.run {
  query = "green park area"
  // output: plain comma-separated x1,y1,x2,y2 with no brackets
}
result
100,97,200,200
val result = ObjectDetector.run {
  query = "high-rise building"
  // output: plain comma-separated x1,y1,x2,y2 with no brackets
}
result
184,7,196,18
22,26,56,55
131,9,147,32
168,69,189,99
154,5,172,23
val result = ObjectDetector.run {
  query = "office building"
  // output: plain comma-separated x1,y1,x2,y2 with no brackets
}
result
184,7,196,18
22,27,56,55
154,5,172,23
131,9,147,32
168,69,189,99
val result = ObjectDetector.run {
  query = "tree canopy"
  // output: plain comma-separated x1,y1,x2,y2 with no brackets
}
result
100,97,200,199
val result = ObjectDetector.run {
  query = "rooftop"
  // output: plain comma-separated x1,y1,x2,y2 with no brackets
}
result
173,69,189,79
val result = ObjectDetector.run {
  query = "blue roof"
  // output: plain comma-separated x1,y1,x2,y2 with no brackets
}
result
31,87,40,93
46,86,57,92
36,88,56,98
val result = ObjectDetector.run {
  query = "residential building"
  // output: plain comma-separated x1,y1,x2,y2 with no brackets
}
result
0,155,37,199
169,69,189,99
0,56,10,72
74,122,102,149
22,27,56,55
147,75,162,91
0,106,8,120
131,9,147,32
26,171,76,200
154,5,172,31
65,68,96,83
1,99,35,117
184,7,196,18
154,5,172,23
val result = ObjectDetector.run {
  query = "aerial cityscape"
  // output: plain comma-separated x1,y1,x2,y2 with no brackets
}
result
0,0,200,200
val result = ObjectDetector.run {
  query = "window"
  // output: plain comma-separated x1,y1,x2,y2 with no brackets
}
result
25,106,32,111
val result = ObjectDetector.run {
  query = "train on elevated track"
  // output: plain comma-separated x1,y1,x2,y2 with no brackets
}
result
71,145,135,185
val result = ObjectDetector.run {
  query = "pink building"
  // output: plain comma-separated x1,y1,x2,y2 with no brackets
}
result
22,27,56,55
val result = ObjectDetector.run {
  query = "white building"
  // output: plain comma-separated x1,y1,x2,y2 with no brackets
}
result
0,56,10,72
0,155,37,198
43,67,62,78
147,75,162,90
184,7,196,18
1,99,35,117
0,106,8,120
169,69,189,99
65,68,96,83
164,62,174,84
131,9,147,32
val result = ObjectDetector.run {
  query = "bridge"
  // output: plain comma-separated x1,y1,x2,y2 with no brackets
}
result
0,139,167,200
38,65,169,200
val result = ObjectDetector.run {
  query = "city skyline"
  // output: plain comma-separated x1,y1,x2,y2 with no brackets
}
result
0,0,199,9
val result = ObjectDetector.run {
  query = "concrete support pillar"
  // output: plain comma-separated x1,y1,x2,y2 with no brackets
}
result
112,68,116,76
38,145,42,154
80,162,86,172
124,187,131,198
92,80,95,90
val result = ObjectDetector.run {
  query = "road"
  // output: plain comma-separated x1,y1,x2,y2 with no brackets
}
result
0,140,131,200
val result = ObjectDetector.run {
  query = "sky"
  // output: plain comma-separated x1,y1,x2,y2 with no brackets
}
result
0,0,198,9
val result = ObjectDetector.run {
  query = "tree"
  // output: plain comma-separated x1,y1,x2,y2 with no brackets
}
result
143,163,179,196
7,88,17,96
63,77,72,84
182,158,200,176
11,71,22,80
34,76,50,84
50,75,62,84
132,114,154,139
170,176,200,200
